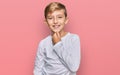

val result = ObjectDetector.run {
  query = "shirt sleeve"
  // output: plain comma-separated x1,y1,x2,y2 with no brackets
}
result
33,42,45,75
53,35,81,73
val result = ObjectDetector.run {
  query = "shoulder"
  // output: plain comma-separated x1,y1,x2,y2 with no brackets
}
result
69,33,79,37
38,35,51,48
62,32,80,47
69,32,80,40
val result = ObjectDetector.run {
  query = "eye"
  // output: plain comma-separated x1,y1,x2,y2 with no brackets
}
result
47,17,52,19
58,16,62,18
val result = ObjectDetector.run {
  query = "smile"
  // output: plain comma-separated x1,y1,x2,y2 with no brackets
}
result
53,25,61,29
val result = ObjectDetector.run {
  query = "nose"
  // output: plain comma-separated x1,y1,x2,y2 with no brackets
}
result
53,18,58,24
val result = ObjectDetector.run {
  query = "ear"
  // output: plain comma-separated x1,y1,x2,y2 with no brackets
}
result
65,17,69,24
44,19,48,26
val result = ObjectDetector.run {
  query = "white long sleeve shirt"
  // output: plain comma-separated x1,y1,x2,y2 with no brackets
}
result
33,32,81,75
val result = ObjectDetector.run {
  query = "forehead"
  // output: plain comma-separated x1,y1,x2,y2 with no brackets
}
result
47,9,65,17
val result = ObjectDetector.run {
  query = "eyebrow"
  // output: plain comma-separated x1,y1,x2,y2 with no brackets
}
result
47,14,64,17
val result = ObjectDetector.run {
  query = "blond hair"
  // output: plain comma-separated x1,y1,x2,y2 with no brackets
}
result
44,2,67,19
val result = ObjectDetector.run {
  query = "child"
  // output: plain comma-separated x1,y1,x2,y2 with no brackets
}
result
33,2,81,75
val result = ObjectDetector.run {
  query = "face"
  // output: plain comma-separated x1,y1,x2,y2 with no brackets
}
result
45,9,68,33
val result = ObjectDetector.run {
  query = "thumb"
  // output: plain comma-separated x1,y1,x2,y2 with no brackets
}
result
56,32,61,38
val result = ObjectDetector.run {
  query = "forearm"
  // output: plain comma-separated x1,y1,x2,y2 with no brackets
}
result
53,35,81,72
33,42,45,75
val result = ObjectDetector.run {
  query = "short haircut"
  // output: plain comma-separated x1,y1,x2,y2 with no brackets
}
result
44,2,67,19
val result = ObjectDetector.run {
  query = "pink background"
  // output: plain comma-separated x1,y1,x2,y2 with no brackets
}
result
0,0,120,75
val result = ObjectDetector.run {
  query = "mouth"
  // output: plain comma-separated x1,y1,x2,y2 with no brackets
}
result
53,25,61,29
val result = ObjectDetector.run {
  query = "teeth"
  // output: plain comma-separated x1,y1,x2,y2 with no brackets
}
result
54,25,60,28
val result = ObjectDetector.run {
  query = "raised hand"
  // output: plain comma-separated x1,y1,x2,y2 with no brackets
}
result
52,32,61,45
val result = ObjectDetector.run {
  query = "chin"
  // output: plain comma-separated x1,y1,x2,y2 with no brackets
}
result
52,29,61,33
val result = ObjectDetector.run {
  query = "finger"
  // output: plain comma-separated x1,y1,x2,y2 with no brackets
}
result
56,32,61,38
53,33,57,37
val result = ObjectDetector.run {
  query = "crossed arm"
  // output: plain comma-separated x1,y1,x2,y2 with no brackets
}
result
33,32,81,75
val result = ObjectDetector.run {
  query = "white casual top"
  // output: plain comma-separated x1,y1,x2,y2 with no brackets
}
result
33,32,81,75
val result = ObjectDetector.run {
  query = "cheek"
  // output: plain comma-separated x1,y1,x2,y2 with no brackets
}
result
49,25,54,30
47,21,52,26
61,21,66,25
60,19,66,24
